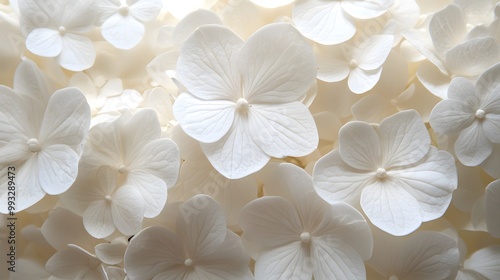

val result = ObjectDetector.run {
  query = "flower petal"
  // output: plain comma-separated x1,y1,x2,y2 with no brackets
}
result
129,0,163,22
111,185,144,235
379,110,430,168
177,25,243,101
429,4,467,54
339,121,381,171
46,245,105,280
254,242,312,280
455,121,493,166
39,87,91,147
173,93,235,143
341,0,394,19
238,23,317,103
483,114,500,144
312,236,366,280
176,194,226,259
201,115,270,179
354,35,394,70
101,14,144,50
313,150,374,205
485,180,500,238
38,144,79,195
445,38,500,77
348,67,383,94
293,0,355,45
430,102,476,136
57,33,96,71
464,246,500,279
416,60,451,99
391,147,457,221
25,28,62,57
240,196,302,251
248,102,318,158
361,180,422,236
126,171,167,218
316,47,350,83
83,200,115,239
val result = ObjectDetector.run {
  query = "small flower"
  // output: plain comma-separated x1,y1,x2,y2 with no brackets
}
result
124,194,253,280
45,244,107,280
313,110,457,236
173,22,318,179
430,63,500,166
240,163,373,280
0,60,90,213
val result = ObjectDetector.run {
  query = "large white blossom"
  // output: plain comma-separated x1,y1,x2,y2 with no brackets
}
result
124,194,253,280
173,22,318,179
430,63,500,166
293,0,395,45
240,163,373,280
313,110,457,236
18,0,98,71
0,60,90,212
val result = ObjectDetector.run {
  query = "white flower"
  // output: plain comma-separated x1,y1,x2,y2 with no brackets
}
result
124,194,253,280
46,244,107,280
313,110,457,236
430,63,500,166
292,0,395,45
457,245,500,280
18,0,98,71
0,60,90,213
240,163,373,280
69,109,180,218
316,35,394,94
367,229,460,280
98,0,163,50
173,23,318,179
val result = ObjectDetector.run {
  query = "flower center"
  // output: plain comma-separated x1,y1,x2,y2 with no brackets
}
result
105,195,112,202
117,164,127,174
300,232,311,243
119,5,129,16
236,98,250,111
184,258,193,267
475,109,486,119
349,59,358,68
376,167,387,179
58,26,66,35
27,138,41,153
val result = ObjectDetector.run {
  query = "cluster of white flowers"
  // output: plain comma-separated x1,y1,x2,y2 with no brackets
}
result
0,0,500,279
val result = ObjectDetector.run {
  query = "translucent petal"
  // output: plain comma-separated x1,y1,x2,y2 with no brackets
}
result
445,38,500,77
83,200,115,238
111,185,144,235
101,14,144,50
126,171,167,218
25,28,62,57
129,0,163,22
341,0,394,19
254,242,312,280
57,33,96,71
429,4,467,54
176,25,243,101
416,60,451,99
485,180,500,238
464,246,500,279
37,144,79,195
483,114,500,143
238,23,317,103
338,121,381,170
354,35,394,70
348,67,383,94
172,9,222,48
173,93,235,143
455,121,493,166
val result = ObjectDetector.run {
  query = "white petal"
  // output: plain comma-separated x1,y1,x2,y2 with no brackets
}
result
172,9,222,48
430,99,476,136
102,14,144,50
111,185,144,235
39,87,91,147
484,114,500,143
361,180,422,236
0,87,35,145
313,150,373,205
25,28,62,57
129,0,162,22
94,238,128,265
455,121,493,166
379,110,430,168
177,194,226,259
254,242,312,280
248,102,318,158
354,35,394,70
177,25,243,100
316,47,350,83
250,0,293,8
476,62,500,98
240,196,302,251
416,60,451,99
124,226,186,279
485,180,500,238
126,171,167,218
348,67,383,94
445,38,500,77
173,93,235,143
12,60,51,105
391,147,457,221
238,23,317,103
37,144,79,195
429,4,467,54
338,121,381,171
341,0,394,19
57,34,96,71
464,246,500,279
293,0,355,45
97,0,120,24
83,200,115,238
201,115,270,179
312,237,366,280
46,245,105,280
481,144,500,179
121,109,161,152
